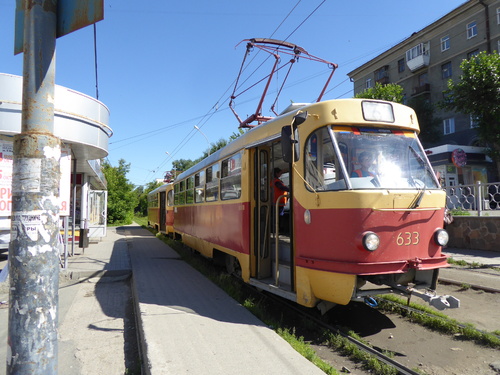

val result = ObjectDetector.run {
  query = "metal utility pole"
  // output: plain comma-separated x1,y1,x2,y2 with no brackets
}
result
7,0,61,373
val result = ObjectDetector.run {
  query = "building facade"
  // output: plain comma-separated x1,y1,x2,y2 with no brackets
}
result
348,0,500,186
0,73,112,253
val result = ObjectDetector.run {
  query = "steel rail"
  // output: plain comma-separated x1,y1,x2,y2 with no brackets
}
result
260,291,422,375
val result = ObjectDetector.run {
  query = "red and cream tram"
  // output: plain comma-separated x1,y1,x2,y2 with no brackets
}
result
162,99,459,311
147,183,174,237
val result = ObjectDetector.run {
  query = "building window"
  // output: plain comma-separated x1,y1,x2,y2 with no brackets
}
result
470,115,479,128
365,78,372,89
467,49,479,59
497,7,500,24
418,72,428,86
441,35,450,51
441,62,452,79
398,58,405,73
467,21,477,39
374,65,389,84
443,118,455,135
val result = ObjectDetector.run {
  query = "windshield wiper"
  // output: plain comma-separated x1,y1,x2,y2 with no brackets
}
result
410,184,426,208
408,145,430,209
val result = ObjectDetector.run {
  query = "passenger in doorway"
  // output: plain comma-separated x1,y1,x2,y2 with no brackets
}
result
351,152,375,178
272,168,289,208
272,168,290,234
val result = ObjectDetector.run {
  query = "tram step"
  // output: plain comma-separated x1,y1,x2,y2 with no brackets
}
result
272,261,291,286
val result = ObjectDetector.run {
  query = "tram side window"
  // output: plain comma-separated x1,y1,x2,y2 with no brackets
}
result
148,194,158,208
186,176,194,204
174,183,179,205
175,181,186,205
304,127,344,191
206,164,220,202
167,189,174,206
195,171,205,203
221,152,242,200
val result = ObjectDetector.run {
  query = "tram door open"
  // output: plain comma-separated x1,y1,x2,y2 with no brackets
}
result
253,143,294,289
254,147,272,279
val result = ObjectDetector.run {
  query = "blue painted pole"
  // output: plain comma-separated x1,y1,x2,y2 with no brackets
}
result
7,0,61,373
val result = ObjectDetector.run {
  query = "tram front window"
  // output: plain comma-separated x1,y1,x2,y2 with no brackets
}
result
304,126,439,191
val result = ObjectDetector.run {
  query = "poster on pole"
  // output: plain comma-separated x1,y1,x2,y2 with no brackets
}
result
0,137,71,217
60,147,71,216
0,137,14,215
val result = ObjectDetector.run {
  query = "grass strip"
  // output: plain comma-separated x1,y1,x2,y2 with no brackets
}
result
378,295,500,349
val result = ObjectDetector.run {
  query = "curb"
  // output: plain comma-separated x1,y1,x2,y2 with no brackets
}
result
439,277,500,294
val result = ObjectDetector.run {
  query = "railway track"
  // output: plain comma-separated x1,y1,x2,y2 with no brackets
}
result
264,292,423,375
239,264,500,375
166,238,500,374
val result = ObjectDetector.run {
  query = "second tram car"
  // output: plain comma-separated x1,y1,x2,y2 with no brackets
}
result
163,99,459,311
147,183,174,236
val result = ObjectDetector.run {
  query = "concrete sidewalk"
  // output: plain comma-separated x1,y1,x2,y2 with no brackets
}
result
57,225,324,374
118,225,324,375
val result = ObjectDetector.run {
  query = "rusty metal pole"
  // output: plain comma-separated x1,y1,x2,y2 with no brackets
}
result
7,0,61,373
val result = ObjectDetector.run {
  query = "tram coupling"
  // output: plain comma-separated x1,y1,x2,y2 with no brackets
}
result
397,286,460,310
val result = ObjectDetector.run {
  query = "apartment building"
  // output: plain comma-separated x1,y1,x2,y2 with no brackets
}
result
348,0,500,186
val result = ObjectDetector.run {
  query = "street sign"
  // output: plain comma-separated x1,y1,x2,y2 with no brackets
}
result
14,0,104,55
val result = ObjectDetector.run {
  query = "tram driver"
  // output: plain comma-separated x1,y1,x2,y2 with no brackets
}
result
351,152,375,178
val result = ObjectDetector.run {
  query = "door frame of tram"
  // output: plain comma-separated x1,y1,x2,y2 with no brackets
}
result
159,190,166,233
251,141,294,289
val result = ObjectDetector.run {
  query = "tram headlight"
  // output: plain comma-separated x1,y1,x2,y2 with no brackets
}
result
362,232,380,251
434,229,449,247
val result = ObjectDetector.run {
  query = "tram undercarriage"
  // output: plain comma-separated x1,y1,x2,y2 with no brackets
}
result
353,269,460,310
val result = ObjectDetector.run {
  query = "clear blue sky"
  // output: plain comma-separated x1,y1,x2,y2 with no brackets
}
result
0,0,466,187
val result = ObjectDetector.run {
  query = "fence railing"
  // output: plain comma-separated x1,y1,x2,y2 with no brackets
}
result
446,181,500,216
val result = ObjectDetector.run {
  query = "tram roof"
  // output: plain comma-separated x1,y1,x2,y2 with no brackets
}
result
176,99,419,181
148,183,172,196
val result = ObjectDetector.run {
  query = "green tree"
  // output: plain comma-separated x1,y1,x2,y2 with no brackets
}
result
407,97,441,147
135,180,163,216
172,158,196,174
356,83,440,147
355,82,404,103
103,159,138,225
443,51,500,175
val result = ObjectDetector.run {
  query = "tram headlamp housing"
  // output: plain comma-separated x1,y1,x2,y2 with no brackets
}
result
361,101,395,123
434,229,449,247
362,232,380,251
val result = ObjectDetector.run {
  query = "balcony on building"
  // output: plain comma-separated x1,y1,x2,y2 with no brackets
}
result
406,42,430,72
375,76,390,85
412,83,431,96
374,65,389,85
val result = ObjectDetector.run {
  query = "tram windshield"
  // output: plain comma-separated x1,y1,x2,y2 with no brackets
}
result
304,126,440,191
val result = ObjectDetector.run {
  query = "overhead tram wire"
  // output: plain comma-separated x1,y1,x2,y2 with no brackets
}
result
139,1,325,183
282,0,326,42
232,0,330,114
114,1,307,151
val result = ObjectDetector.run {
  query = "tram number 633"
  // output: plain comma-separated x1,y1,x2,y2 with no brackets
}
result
396,231,420,246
